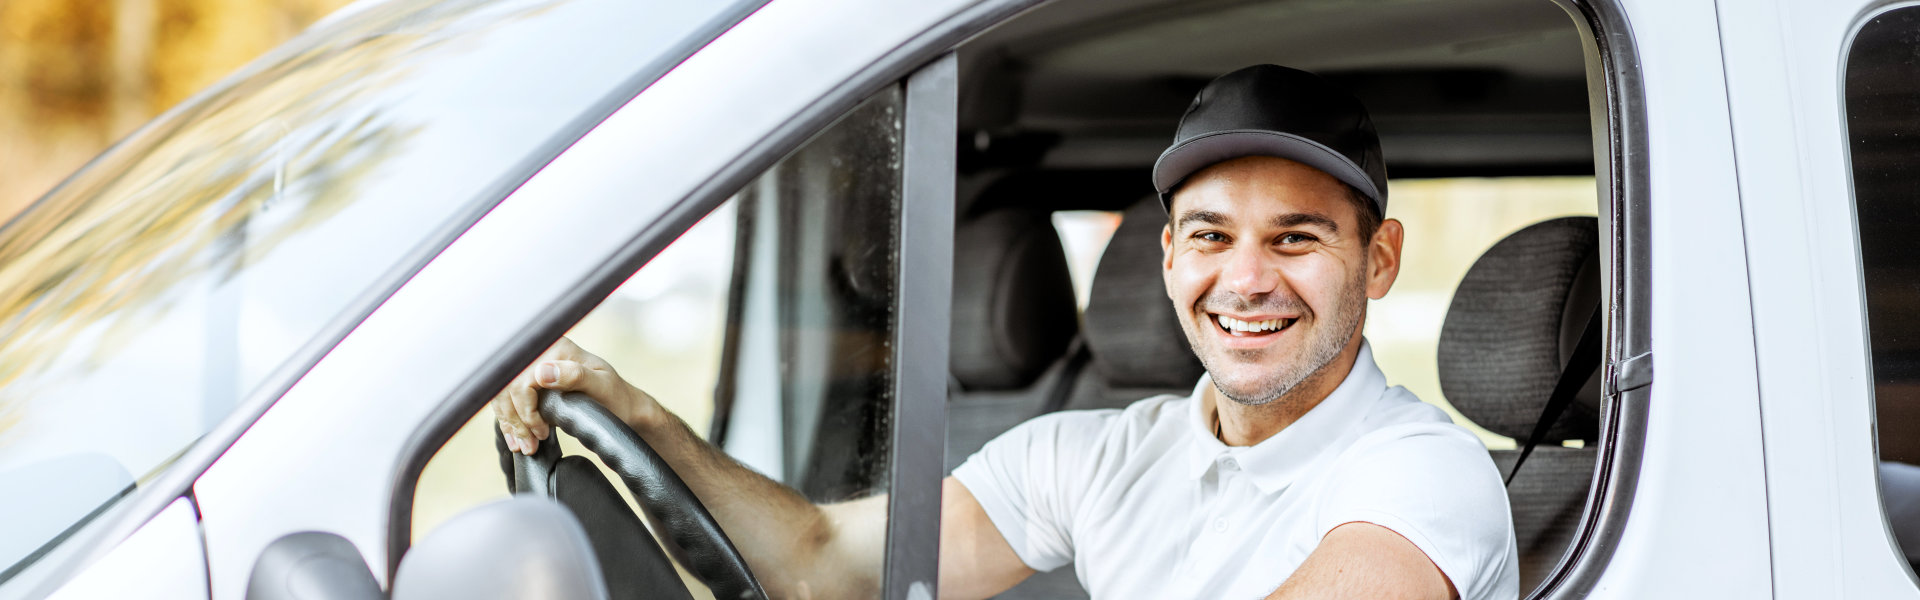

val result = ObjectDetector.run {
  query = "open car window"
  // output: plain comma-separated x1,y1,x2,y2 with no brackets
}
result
943,0,1611,596
409,87,907,598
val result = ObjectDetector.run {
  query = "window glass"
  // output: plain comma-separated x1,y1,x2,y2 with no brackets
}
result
0,0,754,581
1365,176,1598,448
1846,6,1920,571
412,88,904,597
413,202,738,536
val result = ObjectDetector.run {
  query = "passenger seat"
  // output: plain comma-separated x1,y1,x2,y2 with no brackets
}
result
944,205,1090,599
946,196,1206,599
946,207,1082,472
1438,216,1603,594
1060,195,1207,412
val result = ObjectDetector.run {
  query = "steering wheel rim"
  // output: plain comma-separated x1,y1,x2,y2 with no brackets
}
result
512,390,769,600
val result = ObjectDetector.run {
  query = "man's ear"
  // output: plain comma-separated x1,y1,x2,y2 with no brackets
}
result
1366,219,1405,300
1162,223,1176,300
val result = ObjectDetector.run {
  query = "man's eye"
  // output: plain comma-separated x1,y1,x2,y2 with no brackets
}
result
1279,233,1315,245
1197,232,1228,243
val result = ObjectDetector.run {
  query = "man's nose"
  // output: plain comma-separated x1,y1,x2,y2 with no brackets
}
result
1219,245,1281,297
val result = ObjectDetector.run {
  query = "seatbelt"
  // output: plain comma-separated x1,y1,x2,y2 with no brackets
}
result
1038,337,1093,415
1505,304,1603,487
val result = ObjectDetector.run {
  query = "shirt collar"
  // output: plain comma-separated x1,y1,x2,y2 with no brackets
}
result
1184,340,1388,494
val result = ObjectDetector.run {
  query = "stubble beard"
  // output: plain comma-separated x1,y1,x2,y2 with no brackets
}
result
1189,263,1369,409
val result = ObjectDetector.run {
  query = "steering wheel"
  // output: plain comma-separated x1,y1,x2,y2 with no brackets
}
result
499,390,768,600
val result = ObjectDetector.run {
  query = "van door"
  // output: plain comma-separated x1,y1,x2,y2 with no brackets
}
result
1718,0,1920,597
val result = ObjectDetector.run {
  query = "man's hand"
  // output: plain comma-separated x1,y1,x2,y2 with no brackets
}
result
487,338,1032,598
485,337,900,597
491,337,664,455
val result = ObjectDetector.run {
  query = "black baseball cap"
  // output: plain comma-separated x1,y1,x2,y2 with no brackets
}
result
1152,65,1387,215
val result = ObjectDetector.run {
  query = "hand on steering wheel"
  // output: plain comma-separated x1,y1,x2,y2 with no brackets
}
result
490,338,768,600
491,337,661,455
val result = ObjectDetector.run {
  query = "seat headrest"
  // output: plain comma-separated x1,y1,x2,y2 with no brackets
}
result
1083,196,1206,389
1438,216,1602,442
949,208,1080,390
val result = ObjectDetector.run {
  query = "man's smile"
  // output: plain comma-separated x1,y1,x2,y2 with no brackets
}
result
1207,312,1299,349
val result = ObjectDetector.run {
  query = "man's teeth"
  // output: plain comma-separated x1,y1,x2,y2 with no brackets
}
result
1216,315,1289,333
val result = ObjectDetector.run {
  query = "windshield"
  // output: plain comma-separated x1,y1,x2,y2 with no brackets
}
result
0,0,752,581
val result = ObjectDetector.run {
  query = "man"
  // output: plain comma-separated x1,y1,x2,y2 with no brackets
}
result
494,65,1518,599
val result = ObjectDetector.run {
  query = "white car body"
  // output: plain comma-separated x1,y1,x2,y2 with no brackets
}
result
2,0,1915,598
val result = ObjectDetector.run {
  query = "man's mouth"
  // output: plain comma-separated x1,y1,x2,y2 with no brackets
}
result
1211,313,1296,337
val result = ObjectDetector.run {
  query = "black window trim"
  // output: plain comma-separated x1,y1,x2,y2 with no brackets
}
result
1532,0,1651,598
882,52,958,597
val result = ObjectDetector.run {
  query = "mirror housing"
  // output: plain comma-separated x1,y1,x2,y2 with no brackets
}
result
393,496,609,600
247,532,383,600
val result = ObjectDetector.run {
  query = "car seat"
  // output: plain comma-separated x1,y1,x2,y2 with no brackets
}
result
946,206,1083,471
945,204,1091,599
1058,194,1206,412
1438,216,1603,594
946,195,1206,599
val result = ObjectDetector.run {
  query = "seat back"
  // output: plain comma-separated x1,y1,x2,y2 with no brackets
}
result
1062,195,1206,411
946,207,1082,472
1438,216,1602,594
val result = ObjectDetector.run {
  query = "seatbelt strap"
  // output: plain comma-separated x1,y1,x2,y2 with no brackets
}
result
1039,337,1093,415
1505,304,1603,487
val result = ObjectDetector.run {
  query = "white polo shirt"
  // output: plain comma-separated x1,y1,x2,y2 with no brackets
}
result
952,342,1519,599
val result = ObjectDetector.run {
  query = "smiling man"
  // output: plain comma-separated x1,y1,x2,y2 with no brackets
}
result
495,65,1518,599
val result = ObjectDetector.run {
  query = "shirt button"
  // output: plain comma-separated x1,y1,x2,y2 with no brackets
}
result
1223,458,1238,470
1213,518,1227,533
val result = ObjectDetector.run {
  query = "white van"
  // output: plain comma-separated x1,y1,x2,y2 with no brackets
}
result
0,0,1915,598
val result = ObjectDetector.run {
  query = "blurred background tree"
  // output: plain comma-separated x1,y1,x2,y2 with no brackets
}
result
0,0,354,222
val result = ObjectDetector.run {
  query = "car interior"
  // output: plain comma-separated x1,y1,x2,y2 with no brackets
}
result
398,0,1610,598
942,0,1601,596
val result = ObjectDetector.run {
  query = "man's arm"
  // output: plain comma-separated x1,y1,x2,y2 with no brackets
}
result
940,477,1037,599
494,338,883,597
494,338,1032,599
1266,522,1457,600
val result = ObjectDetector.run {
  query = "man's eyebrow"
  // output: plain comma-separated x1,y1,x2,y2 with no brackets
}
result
1173,210,1229,231
1270,212,1340,233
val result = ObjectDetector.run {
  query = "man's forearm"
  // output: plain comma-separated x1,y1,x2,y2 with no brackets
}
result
627,404,885,598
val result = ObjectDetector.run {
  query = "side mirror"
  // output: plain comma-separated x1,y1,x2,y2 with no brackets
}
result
392,496,608,600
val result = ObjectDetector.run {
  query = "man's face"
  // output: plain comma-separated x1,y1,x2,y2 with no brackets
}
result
1161,156,1401,407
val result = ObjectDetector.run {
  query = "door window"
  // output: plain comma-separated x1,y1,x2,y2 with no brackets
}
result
1846,5,1920,573
409,87,905,598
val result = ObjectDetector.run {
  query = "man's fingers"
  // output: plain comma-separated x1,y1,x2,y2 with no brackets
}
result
536,360,592,390
499,423,522,453
490,392,528,453
494,343,640,456
507,380,549,441
535,359,633,419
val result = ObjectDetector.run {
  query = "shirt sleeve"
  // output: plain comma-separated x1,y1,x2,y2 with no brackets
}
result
1313,423,1519,600
951,411,1109,573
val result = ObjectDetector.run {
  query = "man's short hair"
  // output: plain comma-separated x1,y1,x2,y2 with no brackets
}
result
1344,183,1383,243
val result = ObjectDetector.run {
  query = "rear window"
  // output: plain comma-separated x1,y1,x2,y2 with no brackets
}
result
1847,4,1920,574
0,0,752,581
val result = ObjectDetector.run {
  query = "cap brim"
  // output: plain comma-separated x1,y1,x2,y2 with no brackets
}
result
1152,129,1382,213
